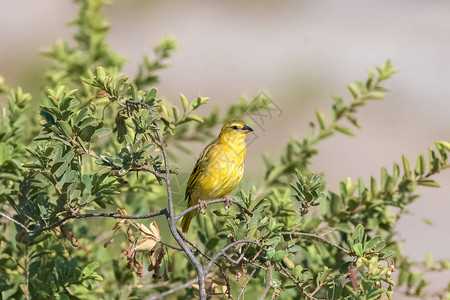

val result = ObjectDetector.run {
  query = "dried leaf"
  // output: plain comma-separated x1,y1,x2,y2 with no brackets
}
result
134,238,158,252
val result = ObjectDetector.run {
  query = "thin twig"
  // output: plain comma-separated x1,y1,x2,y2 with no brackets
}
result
238,268,257,300
34,209,169,234
259,262,272,300
217,263,233,299
277,263,319,300
0,212,31,233
175,198,253,221
280,231,350,255
205,240,260,274
160,241,183,252
147,273,214,300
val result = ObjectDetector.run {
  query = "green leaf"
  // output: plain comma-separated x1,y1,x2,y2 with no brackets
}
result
282,256,295,269
185,115,203,123
382,250,395,259
131,83,138,101
149,88,158,98
180,93,189,113
79,125,96,141
353,243,363,256
364,235,385,252
272,250,286,262
347,84,358,99
82,262,100,277
268,165,285,183
93,128,111,139
335,126,355,137
57,121,73,137
414,154,426,176
315,110,326,130
351,224,364,246
417,179,440,188
96,66,106,80
365,92,384,100
437,141,450,151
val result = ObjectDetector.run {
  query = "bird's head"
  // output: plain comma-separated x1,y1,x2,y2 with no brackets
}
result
219,120,253,143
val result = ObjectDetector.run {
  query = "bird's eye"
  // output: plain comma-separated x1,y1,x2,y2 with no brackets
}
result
232,126,239,130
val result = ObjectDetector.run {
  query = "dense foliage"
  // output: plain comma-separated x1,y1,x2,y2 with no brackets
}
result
1,1,450,299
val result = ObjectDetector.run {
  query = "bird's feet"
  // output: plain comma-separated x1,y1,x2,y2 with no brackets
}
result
223,195,233,211
199,200,208,214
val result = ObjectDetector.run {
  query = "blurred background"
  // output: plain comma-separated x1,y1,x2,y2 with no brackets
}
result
1,0,449,298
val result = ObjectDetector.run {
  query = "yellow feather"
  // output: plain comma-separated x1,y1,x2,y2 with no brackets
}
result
180,120,253,232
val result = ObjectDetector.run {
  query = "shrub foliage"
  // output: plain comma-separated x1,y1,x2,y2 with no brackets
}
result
1,1,450,299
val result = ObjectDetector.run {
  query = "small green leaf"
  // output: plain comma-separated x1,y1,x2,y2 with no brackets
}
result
417,179,440,188
335,126,355,137
93,128,111,139
282,256,295,269
96,66,106,80
180,93,189,113
347,84,359,99
365,92,384,100
382,250,395,259
437,141,450,151
402,154,411,178
57,121,73,137
364,235,385,252
82,262,100,277
353,243,363,256
414,154,426,176
272,250,286,262
352,224,365,246
131,83,138,101
185,115,203,123
149,88,158,98
315,110,326,130
79,125,96,141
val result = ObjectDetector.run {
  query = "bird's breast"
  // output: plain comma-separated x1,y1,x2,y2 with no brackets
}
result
195,142,246,200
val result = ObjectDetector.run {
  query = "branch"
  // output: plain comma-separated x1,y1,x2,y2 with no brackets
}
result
205,240,260,274
259,262,273,300
34,209,169,234
280,232,350,255
276,263,319,300
0,211,31,233
175,198,253,222
147,273,214,300
238,268,257,300
152,115,207,299
80,147,166,179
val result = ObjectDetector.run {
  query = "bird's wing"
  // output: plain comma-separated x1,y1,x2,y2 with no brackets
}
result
185,139,217,200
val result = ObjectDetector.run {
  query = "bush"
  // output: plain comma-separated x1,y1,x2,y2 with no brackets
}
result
1,1,450,299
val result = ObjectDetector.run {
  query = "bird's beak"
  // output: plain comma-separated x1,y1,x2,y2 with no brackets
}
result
241,125,254,134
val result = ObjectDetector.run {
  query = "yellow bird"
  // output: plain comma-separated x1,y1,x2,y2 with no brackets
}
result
180,120,254,232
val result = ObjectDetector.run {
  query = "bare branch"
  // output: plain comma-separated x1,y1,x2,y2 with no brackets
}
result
0,211,31,233
276,263,319,300
175,198,253,222
238,268,257,300
280,231,350,255
33,209,170,234
153,121,207,299
259,262,273,300
205,240,260,274
147,273,214,300
160,242,183,252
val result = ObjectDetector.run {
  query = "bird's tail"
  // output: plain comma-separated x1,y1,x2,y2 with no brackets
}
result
180,208,197,233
